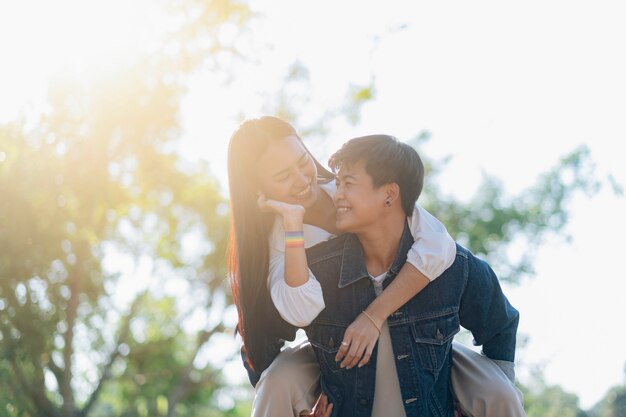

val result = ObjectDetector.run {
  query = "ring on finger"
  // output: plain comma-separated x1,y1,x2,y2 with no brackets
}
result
341,341,349,347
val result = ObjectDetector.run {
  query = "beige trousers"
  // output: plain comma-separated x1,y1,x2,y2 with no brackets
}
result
450,342,525,417
252,340,321,417
251,340,526,417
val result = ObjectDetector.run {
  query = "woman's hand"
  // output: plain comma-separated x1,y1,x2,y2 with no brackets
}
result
257,193,305,223
311,393,333,417
335,312,382,369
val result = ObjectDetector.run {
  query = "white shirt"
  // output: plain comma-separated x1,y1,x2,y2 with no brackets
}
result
268,181,457,327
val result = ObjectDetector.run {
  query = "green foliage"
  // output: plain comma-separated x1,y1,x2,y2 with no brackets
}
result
415,134,603,283
588,383,626,417
515,369,586,417
344,81,377,125
0,1,247,416
0,2,621,416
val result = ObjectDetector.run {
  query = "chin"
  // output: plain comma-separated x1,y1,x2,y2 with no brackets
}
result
335,218,358,233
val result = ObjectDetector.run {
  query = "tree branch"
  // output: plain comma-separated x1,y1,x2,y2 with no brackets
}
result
79,291,145,417
61,265,80,416
10,357,62,417
165,323,225,417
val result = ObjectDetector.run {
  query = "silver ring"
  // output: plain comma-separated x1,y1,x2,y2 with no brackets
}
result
341,341,349,347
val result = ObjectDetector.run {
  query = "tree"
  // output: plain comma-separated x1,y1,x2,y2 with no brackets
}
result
0,1,249,415
588,364,626,417
1,2,619,416
519,372,588,417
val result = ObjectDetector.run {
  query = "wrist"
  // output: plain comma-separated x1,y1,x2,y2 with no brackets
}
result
283,213,305,231
285,230,305,248
365,301,393,324
361,310,382,334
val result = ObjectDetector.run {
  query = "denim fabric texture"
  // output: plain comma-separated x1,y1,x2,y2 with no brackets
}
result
303,224,519,417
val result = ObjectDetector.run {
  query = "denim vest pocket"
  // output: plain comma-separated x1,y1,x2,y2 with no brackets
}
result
411,313,460,373
308,324,346,374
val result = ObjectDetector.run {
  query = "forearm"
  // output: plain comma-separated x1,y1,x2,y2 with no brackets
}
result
365,262,429,324
283,214,309,288
461,252,520,363
481,312,519,363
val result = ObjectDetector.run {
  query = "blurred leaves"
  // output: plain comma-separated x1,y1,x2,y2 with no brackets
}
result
0,0,247,416
520,370,588,417
0,1,623,416
416,139,605,283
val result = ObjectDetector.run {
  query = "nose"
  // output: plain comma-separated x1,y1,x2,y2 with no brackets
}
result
333,183,344,205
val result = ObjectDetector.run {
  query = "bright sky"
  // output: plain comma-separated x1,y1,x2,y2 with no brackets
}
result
182,0,626,408
2,0,625,410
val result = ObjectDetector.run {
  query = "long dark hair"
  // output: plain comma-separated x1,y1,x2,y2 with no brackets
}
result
227,116,334,370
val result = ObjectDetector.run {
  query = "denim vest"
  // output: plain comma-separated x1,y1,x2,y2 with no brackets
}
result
304,225,519,417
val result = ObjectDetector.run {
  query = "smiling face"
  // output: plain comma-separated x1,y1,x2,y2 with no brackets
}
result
333,160,390,233
255,135,320,208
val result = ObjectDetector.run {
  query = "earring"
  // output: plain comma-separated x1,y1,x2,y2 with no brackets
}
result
385,200,391,207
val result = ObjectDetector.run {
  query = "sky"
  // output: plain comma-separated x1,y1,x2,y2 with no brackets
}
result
181,1,626,408
2,0,626,410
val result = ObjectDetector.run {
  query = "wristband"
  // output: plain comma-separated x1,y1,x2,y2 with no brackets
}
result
285,231,305,248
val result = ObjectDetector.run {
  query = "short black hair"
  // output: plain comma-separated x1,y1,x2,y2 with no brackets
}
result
328,135,424,216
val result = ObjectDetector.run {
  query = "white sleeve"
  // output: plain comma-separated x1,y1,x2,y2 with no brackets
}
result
405,203,457,281
267,223,325,328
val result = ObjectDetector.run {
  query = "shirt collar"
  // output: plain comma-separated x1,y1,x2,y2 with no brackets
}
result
338,222,413,289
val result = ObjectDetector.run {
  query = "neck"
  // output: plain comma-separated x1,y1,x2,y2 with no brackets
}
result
357,211,406,277
303,184,341,234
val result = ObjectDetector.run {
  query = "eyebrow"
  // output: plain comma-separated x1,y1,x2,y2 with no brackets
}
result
271,152,308,178
337,173,358,182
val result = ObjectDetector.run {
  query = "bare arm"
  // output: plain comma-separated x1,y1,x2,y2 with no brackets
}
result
260,194,326,327
335,263,429,368
259,193,310,287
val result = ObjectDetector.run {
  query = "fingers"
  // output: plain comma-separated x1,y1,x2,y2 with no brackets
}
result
341,341,365,369
357,340,375,368
313,393,333,417
318,394,327,413
335,339,350,362
336,314,382,369
256,193,270,211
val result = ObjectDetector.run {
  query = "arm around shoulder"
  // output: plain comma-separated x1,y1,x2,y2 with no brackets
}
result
405,203,457,281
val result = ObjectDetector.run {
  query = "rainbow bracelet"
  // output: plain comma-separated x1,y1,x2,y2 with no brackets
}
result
285,231,305,248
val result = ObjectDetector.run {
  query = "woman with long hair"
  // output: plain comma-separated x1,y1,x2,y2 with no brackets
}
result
227,116,524,417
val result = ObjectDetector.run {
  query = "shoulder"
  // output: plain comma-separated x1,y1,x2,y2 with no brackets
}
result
449,243,498,283
305,232,349,266
436,243,470,279
454,243,470,259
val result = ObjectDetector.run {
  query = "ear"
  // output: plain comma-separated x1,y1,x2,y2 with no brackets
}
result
384,183,400,204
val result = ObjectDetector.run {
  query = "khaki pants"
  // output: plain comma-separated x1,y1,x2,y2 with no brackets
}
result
251,340,526,417
252,340,321,417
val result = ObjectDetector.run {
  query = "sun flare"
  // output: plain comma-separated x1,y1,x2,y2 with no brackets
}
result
0,0,167,119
